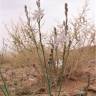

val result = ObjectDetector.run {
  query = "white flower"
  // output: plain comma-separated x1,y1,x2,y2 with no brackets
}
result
57,33,70,44
33,9,44,21
54,24,70,48
55,59,63,68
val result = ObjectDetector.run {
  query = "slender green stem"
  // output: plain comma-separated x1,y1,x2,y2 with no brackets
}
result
0,60,10,96
57,3,69,96
38,12,52,96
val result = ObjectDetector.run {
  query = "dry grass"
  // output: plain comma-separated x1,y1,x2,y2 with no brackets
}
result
1,45,95,76
65,45,96,78
0,45,95,96
0,0,96,95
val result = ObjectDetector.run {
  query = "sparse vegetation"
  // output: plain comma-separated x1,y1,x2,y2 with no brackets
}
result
0,0,96,96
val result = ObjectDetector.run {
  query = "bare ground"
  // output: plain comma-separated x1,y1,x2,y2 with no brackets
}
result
0,59,96,96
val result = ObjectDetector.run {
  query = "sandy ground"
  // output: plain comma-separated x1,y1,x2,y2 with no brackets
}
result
0,59,96,96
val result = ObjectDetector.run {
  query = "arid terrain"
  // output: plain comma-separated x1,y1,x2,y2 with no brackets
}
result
0,46,96,96
0,0,96,96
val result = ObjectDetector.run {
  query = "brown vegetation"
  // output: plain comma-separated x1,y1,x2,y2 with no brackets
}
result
0,0,96,96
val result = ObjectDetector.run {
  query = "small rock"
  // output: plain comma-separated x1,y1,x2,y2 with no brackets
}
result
88,85,96,92
35,87,46,94
71,90,86,96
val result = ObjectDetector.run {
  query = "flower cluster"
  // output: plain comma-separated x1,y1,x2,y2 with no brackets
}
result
33,0,44,21
53,23,70,48
33,9,44,21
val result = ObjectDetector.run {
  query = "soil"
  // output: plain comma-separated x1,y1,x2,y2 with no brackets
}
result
0,59,96,96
